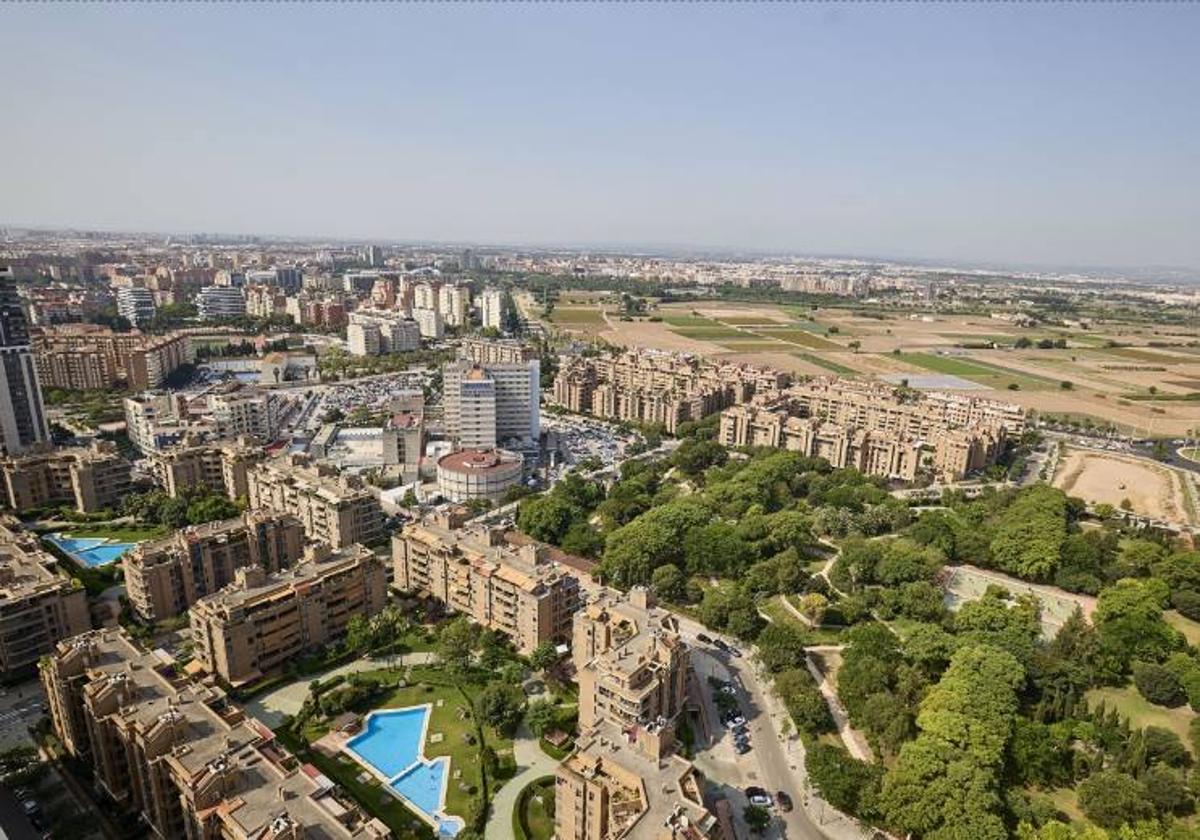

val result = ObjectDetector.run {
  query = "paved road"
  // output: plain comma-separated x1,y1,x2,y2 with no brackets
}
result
673,613,869,840
0,683,43,753
483,722,559,840
245,652,438,727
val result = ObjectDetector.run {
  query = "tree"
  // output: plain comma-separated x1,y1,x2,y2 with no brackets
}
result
1077,770,1155,828
797,592,829,625
743,805,771,834
773,668,834,734
1143,764,1192,816
525,699,559,738
476,681,526,736
1141,725,1191,768
805,743,883,817
988,485,1068,581
755,623,810,673
437,617,478,674
650,563,686,602
1095,579,1183,668
346,615,373,655
529,641,558,672
1132,661,1187,707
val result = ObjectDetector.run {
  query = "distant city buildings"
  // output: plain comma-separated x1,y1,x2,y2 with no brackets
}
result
197,285,246,320
719,378,1025,482
115,285,156,326
347,309,421,356
480,287,505,330
33,325,192,390
552,348,787,434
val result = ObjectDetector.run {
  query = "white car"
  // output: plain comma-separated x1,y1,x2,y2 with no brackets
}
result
724,715,747,729
748,792,773,808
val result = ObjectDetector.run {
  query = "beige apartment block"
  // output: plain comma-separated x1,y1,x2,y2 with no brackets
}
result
555,720,719,840
152,437,264,500
190,543,387,686
0,517,90,677
573,587,690,737
552,349,788,434
0,440,132,514
392,520,580,654
39,629,389,839
458,336,539,365
247,454,385,548
32,324,192,390
719,378,1021,483
123,511,305,623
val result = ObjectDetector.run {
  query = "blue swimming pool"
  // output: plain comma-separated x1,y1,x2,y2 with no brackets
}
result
345,706,462,837
45,533,137,567
346,707,427,779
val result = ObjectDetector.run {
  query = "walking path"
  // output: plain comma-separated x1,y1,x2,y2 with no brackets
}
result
483,723,559,840
245,652,438,727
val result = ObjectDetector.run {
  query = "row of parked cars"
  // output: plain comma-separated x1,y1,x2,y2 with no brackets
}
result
745,785,793,813
13,786,49,835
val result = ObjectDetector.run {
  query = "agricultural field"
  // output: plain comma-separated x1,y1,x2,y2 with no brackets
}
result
536,297,1200,435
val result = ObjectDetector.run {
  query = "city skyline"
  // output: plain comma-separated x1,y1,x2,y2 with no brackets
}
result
3,4,1199,270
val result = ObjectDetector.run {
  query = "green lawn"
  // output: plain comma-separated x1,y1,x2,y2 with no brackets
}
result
1085,685,1197,753
1167,611,1200,646
793,353,856,375
58,524,169,542
514,776,556,840
549,307,605,325
749,328,841,350
718,341,798,353
719,316,781,325
1100,347,1186,364
895,352,1056,390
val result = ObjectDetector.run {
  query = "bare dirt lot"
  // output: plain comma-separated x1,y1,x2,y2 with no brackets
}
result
1053,447,1197,525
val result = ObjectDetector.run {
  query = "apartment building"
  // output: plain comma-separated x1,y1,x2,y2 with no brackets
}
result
443,359,540,449
0,517,90,678
115,286,156,326
208,385,283,442
411,307,444,339
718,378,1021,483
347,310,421,356
1,441,132,514
33,324,193,390
39,629,389,839
244,284,289,319
392,520,580,654
437,282,470,328
0,267,50,456
480,287,505,330
573,587,690,736
190,543,387,686
151,437,263,500
196,285,246,320
555,721,718,840
125,391,200,454
459,336,538,365
247,454,385,548
123,511,305,623
552,349,787,434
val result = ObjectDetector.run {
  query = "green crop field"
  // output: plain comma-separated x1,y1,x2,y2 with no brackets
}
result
718,340,797,352
748,329,840,350
662,314,715,327
896,352,1057,390
719,316,780,325
793,353,856,375
670,326,749,340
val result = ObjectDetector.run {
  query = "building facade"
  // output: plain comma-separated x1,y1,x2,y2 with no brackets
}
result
0,267,50,456
392,521,580,654
123,511,305,623
33,325,193,390
1,441,132,514
189,543,387,686
247,455,385,548
442,360,540,449
151,437,263,500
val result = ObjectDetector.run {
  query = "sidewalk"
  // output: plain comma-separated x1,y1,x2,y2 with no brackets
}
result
483,723,559,840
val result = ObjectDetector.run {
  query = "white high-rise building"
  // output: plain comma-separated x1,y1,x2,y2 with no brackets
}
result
197,286,246,321
437,283,470,328
116,287,156,327
412,307,444,340
413,282,439,311
443,359,539,449
481,287,505,330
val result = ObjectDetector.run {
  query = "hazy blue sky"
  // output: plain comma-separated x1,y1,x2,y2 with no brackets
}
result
3,4,1198,269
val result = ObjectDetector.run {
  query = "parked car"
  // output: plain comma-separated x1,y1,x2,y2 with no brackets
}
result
712,638,731,653
777,792,794,812
735,740,752,755
723,715,746,729
719,684,736,695
696,633,712,644
21,799,41,817
748,791,773,808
